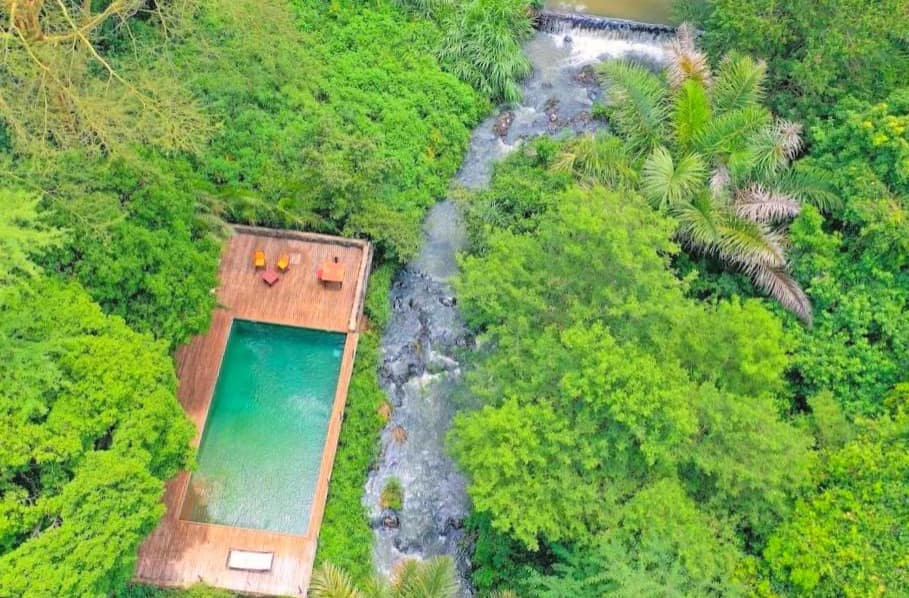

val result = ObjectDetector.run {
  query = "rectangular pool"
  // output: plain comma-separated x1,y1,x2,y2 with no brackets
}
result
180,319,345,535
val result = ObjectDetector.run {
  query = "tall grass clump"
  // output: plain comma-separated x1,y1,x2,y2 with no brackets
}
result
394,0,455,19
437,0,534,103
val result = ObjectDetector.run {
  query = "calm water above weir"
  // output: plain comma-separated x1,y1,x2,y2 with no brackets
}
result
546,0,673,24
364,20,670,594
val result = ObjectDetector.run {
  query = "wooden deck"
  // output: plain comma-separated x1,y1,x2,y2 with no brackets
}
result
135,227,372,596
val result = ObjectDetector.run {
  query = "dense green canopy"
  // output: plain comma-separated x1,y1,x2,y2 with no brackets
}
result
2,0,908,596
453,184,813,593
0,216,194,595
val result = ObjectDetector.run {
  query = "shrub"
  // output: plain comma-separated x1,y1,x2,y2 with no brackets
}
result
380,478,405,511
437,0,534,103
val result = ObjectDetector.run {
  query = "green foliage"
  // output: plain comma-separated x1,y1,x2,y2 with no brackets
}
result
117,583,238,598
316,270,390,581
461,137,571,253
23,152,223,347
380,477,405,511
526,480,745,597
168,0,484,263
788,91,909,416
764,411,909,596
684,0,909,119
599,47,814,321
0,277,194,596
364,263,395,331
437,0,534,103
0,0,206,155
0,190,63,285
453,186,813,591
551,131,636,188
463,512,537,594
310,557,459,598
394,0,455,19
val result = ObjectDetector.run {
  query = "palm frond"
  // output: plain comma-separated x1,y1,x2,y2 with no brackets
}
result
676,22,699,52
641,146,707,208
776,120,804,160
692,106,770,157
309,563,366,598
553,132,636,187
734,185,801,223
674,198,786,270
709,165,731,198
775,164,841,212
598,60,670,156
715,214,788,271
664,23,711,89
392,557,459,598
711,54,767,113
673,78,711,151
672,197,722,253
739,118,804,180
740,122,788,178
750,266,813,323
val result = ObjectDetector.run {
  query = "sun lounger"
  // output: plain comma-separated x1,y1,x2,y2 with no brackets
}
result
276,254,290,272
253,250,266,270
227,549,273,572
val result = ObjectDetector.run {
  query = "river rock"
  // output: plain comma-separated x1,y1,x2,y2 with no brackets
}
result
492,110,515,138
381,509,400,529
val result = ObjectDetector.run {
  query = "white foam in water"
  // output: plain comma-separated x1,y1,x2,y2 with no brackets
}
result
549,30,665,66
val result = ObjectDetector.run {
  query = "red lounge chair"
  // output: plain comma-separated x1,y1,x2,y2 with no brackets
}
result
261,268,279,286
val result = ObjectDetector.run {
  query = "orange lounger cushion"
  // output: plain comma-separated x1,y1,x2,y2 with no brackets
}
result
253,250,266,269
276,254,290,272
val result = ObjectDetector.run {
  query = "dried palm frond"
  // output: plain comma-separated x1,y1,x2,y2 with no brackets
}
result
676,22,698,52
673,198,786,270
735,184,801,223
751,265,813,323
665,23,711,89
776,119,804,160
709,165,731,198
716,217,788,271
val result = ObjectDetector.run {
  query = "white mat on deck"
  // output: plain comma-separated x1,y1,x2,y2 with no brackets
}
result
227,549,274,571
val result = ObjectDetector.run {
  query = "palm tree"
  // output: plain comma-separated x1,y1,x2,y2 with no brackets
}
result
309,556,460,598
595,25,832,322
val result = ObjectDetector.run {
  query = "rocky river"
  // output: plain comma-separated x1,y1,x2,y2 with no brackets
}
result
363,17,671,593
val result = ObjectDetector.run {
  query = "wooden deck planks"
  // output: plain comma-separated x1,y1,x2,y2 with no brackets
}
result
135,228,371,597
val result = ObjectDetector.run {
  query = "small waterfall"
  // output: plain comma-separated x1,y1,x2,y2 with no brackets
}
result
363,17,670,595
534,9,677,41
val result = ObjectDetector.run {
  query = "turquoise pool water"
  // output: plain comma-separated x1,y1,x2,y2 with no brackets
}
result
181,320,345,535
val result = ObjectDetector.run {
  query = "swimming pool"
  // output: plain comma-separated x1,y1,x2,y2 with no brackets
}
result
180,319,345,535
